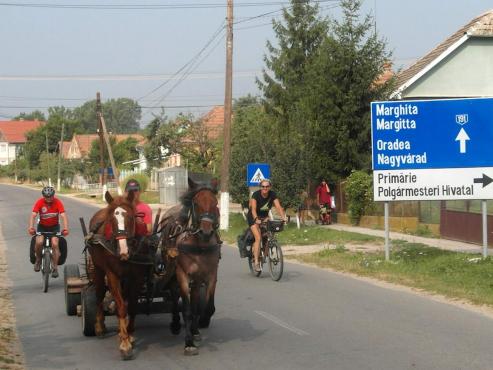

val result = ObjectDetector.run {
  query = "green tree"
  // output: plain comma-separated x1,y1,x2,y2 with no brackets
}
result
73,98,142,133
256,0,328,206
13,110,46,121
305,0,394,179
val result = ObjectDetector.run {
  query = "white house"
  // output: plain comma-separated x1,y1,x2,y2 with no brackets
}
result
0,120,44,165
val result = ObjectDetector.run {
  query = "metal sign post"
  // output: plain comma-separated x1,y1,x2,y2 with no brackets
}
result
371,98,493,259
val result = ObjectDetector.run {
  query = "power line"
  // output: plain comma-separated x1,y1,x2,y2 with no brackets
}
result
0,1,338,10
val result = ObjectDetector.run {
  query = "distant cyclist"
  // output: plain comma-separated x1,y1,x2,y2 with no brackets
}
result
247,179,287,272
27,186,69,278
316,178,332,224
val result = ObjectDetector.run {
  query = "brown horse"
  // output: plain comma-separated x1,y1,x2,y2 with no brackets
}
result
160,178,221,355
87,191,154,360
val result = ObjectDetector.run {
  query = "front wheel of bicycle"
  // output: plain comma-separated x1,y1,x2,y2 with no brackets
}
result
268,241,284,281
247,253,261,277
42,249,51,293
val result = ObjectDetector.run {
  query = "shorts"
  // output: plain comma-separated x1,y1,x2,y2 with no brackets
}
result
37,224,60,233
246,212,268,227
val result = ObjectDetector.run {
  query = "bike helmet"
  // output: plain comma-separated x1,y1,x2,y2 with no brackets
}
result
41,186,55,198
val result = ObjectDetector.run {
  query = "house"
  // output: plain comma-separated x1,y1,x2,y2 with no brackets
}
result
201,105,224,140
392,10,493,245
65,133,146,160
0,120,44,165
394,10,493,99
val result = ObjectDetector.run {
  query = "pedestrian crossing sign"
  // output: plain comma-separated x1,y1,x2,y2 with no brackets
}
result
247,163,270,187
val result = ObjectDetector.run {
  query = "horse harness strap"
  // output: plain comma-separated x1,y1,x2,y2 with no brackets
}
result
177,243,221,255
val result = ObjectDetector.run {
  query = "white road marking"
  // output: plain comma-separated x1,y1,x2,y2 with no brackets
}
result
255,310,309,336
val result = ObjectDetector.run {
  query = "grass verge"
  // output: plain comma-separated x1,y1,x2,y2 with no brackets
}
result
220,213,382,246
289,239,493,307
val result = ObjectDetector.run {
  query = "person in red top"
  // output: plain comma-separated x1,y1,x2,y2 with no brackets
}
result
27,186,69,277
124,179,152,236
316,179,332,225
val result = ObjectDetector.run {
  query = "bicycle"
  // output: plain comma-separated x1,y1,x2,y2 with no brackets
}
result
36,231,61,293
246,220,285,281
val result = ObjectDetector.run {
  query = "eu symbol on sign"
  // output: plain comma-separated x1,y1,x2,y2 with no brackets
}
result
250,168,265,184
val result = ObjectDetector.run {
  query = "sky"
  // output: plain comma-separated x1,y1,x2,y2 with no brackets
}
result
0,0,492,126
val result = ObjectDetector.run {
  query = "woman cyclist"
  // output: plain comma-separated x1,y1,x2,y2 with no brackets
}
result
247,179,287,272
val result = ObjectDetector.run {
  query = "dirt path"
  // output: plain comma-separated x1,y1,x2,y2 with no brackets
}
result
0,224,25,370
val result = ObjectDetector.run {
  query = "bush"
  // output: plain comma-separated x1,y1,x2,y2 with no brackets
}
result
345,170,373,225
122,173,149,192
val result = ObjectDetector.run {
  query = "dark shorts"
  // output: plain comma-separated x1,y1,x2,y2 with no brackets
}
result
37,224,60,233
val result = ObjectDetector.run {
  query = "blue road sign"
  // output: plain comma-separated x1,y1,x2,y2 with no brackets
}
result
247,163,270,186
371,98,493,170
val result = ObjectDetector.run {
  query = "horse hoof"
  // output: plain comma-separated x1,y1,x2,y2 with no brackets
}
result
184,346,199,356
121,349,134,361
170,322,181,335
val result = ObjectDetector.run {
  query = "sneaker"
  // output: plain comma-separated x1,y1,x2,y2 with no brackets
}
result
254,261,261,273
51,270,59,278
34,261,41,272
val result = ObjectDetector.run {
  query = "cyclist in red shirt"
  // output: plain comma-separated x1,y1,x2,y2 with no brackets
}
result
27,186,69,277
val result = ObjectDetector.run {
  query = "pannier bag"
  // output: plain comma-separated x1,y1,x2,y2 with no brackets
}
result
29,236,68,265
237,228,255,258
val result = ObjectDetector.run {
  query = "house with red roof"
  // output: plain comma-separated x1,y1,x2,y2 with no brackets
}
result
65,133,146,159
0,120,44,165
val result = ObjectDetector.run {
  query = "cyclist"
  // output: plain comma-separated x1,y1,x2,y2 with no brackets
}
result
28,186,69,278
316,178,332,224
247,179,287,272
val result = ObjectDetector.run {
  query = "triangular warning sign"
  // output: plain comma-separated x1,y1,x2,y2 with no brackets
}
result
250,168,265,183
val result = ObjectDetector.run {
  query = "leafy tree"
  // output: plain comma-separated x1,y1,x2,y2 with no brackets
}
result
230,96,273,207
13,110,46,121
256,0,328,206
304,0,394,179
73,98,141,133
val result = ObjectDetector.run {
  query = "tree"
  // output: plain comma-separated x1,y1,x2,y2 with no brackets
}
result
256,0,328,206
304,0,394,179
73,98,142,133
13,110,46,121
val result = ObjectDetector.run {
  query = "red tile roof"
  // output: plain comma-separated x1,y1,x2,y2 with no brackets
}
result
58,141,71,158
71,133,146,158
201,106,224,140
0,120,44,143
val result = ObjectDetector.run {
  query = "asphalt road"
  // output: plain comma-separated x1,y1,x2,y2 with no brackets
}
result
3,183,493,370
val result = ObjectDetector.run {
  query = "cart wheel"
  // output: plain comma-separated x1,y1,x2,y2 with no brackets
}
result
81,285,97,336
64,264,81,316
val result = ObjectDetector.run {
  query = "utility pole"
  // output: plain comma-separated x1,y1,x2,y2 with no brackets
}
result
100,115,122,195
45,131,51,186
57,122,64,191
219,0,233,230
96,92,107,198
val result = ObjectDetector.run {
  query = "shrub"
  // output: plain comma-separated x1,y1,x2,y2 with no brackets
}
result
345,170,373,225
122,173,149,192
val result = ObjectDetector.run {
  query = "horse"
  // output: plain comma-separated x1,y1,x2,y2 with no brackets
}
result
159,178,221,356
87,191,155,360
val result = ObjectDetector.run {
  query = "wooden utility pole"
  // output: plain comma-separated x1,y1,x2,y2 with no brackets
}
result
98,105,121,195
57,122,65,191
96,93,106,194
219,0,233,230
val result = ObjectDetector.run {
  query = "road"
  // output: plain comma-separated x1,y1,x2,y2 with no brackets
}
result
2,183,493,370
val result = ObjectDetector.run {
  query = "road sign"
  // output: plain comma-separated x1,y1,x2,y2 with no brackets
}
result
371,98,493,201
247,163,270,187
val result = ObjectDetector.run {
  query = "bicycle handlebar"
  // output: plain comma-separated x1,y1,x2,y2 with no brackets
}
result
35,231,62,237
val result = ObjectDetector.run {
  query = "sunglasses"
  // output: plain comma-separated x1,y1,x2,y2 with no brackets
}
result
261,185,271,188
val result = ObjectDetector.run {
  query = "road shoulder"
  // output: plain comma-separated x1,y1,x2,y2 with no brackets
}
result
0,223,26,370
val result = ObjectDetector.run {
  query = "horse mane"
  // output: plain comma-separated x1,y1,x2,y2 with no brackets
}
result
179,185,217,207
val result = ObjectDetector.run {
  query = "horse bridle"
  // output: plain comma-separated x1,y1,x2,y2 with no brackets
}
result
189,188,219,233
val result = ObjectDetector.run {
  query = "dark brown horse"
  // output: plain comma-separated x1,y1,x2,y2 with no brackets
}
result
87,191,154,360
160,178,221,355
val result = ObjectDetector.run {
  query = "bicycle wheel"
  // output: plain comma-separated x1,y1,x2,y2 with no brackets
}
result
268,240,284,281
247,246,262,277
42,249,51,293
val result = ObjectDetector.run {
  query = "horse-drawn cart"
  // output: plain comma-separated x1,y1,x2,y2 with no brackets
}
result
64,215,178,338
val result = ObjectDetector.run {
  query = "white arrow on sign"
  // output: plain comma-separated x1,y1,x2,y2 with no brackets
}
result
455,127,470,154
